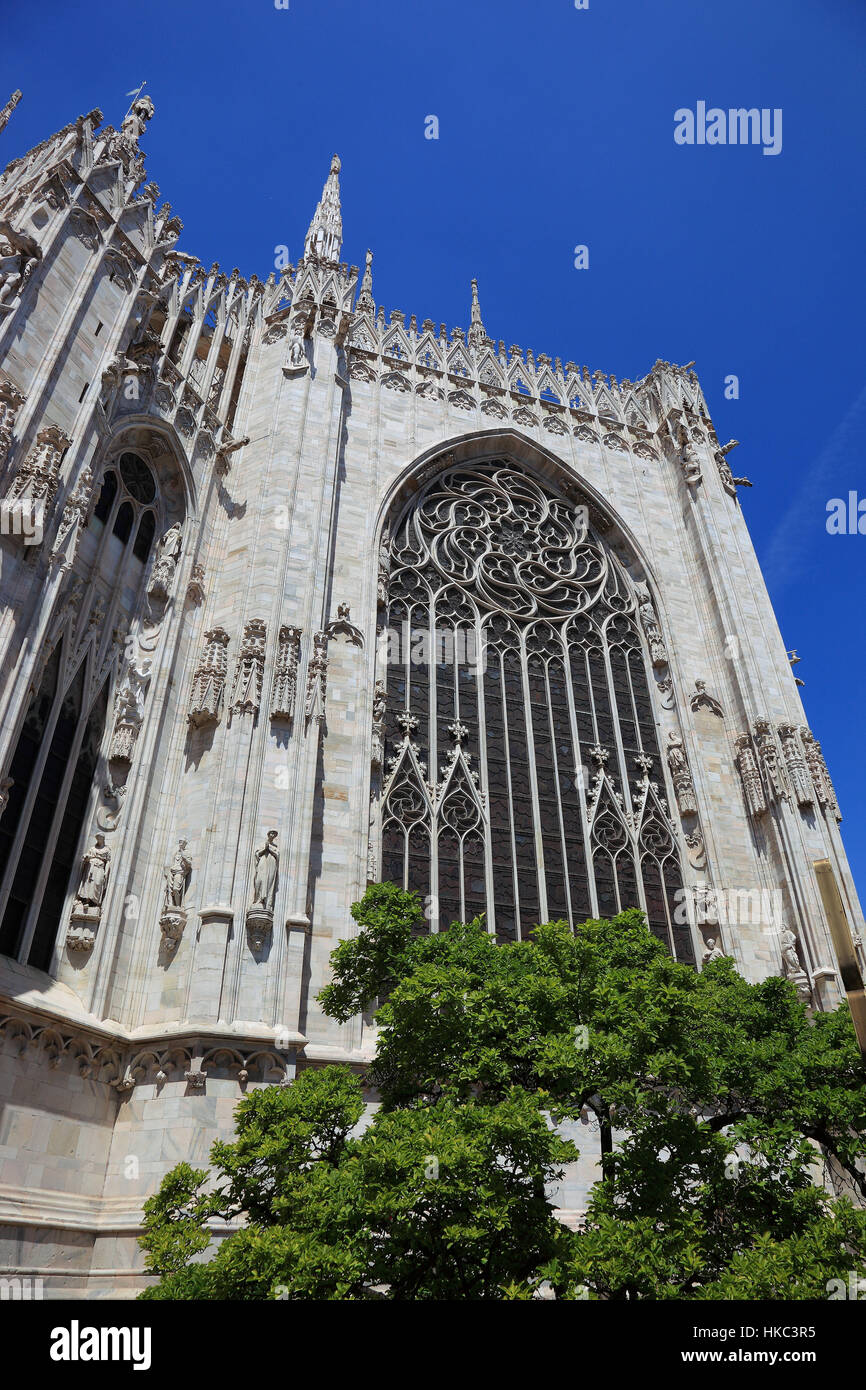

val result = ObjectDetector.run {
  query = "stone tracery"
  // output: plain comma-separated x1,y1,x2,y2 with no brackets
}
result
377,459,695,963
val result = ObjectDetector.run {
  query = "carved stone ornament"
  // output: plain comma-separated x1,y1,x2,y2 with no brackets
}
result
778,724,813,808
689,679,724,718
0,217,42,308
5,424,71,516
188,627,230,728
684,826,707,869
160,839,192,948
0,377,25,468
247,831,278,949
326,602,364,647
160,911,186,950
371,678,387,768
286,331,307,370
184,1060,207,1090
701,934,727,966
800,727,840,820
109,658,152,764
231,618,267,716
713,439,740,497
186,562,205,606
304,631,328,723
50,466,93,571
376,528,390,607
70,832,111,928
779,924,813,1005
666,731,697,815
68,207,101,251
734,732,767,819
635,584,668,669
753,717,788,805
175,406,196,439
148,522,183,601
270,624,302,720
66,925,96,954
678,423,702,484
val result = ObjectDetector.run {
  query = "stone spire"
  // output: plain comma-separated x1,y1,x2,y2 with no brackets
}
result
356,248,375,315
468,277,487,348
0,90,22,136
303,154,343,265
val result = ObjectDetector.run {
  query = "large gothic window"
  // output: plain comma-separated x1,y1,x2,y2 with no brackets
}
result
378,459,695,966
0,451,161,968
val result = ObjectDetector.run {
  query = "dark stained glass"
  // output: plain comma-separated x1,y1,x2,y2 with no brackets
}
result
375,459,693,964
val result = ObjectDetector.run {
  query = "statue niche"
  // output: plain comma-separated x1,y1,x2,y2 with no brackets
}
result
246,830,278,951
160,838,192,949
148,522,183,603
68,832,111,952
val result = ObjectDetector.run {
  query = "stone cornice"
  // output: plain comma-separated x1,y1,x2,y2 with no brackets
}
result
0,994,306,1093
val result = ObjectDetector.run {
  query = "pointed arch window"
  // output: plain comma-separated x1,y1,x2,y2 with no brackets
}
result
87,453,158,574
376,458,695,965
0,449,169,969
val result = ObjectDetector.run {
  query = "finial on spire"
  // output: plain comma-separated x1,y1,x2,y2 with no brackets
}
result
0,90,22,137
303,154,343,265
468,277,487,348
356,248,375,315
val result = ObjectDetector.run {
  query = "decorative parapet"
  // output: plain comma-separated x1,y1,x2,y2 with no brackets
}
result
339,285,708,443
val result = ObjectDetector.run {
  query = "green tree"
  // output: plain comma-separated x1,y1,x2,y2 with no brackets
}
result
140,1070,574,1300
140,883,866,1299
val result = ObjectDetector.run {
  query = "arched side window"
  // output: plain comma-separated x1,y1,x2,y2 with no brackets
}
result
0,450,163,968
377,458,695,966
87,452,157,572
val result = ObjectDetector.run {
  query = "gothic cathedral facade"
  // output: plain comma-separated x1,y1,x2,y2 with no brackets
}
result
0,96,861,1295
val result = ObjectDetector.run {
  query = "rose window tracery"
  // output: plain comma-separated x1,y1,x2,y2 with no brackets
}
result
377,460,694,964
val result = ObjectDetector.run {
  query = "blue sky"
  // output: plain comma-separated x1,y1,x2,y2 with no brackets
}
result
3,0,865,898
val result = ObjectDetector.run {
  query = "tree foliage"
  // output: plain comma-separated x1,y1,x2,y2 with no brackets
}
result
140,882,866,1299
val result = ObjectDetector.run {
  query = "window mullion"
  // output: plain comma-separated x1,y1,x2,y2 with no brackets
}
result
545,657,573,928
563,637,597,920
17,667,94,963
520,631,547,929
0,672,67,942
474,617,496,936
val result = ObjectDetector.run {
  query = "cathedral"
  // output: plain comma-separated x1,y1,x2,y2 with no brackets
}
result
0,92,862,1297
